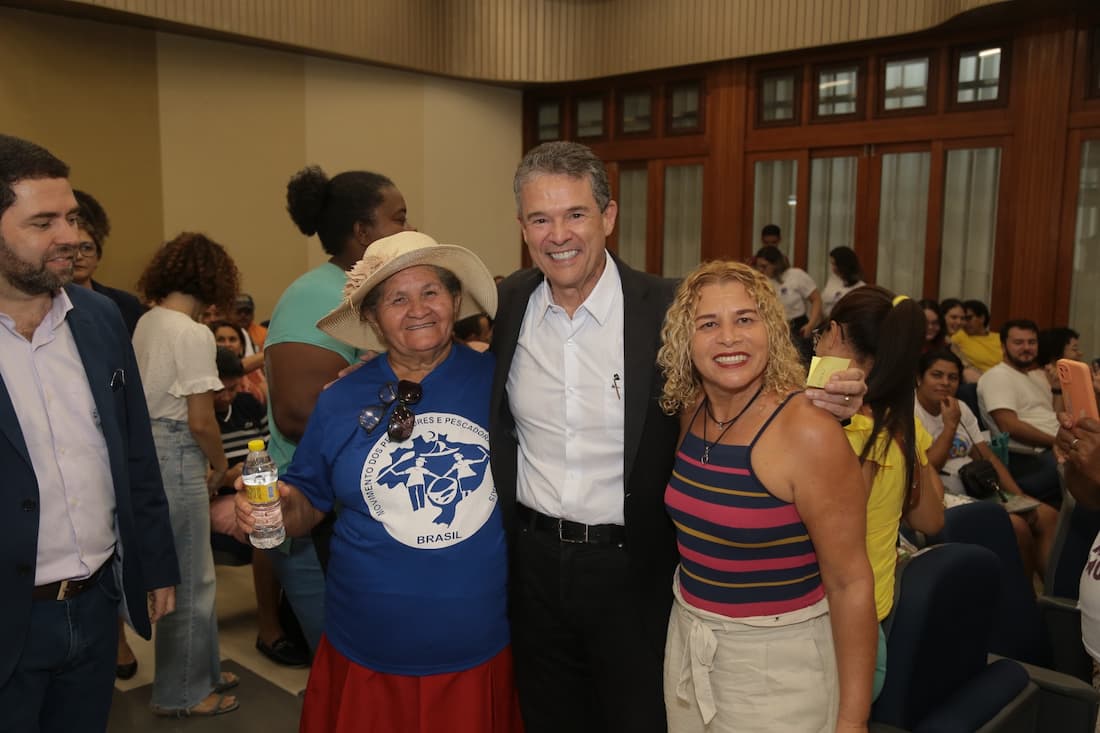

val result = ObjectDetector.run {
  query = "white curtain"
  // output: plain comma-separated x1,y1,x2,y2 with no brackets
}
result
808,156,857,287
877,151,931,298
662,164,703,278
1070,140,1100,359
752,159,798,259
938,148,1001,302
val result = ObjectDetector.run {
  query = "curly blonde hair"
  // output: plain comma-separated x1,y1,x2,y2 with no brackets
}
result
138,232,240,312
657,260,806,415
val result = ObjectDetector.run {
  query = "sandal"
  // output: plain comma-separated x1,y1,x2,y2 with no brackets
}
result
213,671,240,693
152,692,239,718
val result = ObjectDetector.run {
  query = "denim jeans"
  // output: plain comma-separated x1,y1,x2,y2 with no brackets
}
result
268,538,325,653
0,569,119,733
150,418,221,709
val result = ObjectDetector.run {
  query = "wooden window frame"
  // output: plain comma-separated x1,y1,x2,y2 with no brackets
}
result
947,41,1011,112
877,52,936,117
575,93,609,141
811,60,866,124
1090,26,1100,100
665,79,706,136
532,98,563,143
616,87,656,137
756,67,802,128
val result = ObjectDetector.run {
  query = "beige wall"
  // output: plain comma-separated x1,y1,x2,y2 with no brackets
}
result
0,7,164,294
1,7,523,321
157,33,307,321
300,59,523,282
420,76,524,280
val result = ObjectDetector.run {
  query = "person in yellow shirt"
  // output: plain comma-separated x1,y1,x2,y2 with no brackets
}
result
950,299,1001,381
814,285,946,700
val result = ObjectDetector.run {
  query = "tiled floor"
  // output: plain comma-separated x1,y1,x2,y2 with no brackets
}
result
110,563,310,731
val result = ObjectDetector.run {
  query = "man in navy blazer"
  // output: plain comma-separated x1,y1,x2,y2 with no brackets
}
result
0,134,179,732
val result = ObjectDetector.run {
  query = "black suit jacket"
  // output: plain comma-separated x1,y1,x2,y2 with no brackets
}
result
489,256,680,653
91,279,147,336
0,285,180,686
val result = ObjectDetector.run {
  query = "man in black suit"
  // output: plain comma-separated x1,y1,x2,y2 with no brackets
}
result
492,141,867,733
0,134,179,732
490,141,679,732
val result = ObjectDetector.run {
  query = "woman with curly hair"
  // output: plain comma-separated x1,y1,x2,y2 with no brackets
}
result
132,232,242,717
657,260,876,732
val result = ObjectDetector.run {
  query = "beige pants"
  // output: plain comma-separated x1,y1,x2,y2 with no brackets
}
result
664,580,839,732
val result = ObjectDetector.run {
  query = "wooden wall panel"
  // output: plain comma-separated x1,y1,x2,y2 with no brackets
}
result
1004,18,1077,325
42,0,1009,82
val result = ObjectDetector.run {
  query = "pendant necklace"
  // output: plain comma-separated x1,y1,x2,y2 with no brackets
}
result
701,385,764,464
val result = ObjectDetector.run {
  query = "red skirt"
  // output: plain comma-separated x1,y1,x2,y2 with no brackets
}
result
300,635,524,733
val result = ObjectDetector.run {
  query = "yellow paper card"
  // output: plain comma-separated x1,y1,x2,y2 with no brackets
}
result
807,356,851,388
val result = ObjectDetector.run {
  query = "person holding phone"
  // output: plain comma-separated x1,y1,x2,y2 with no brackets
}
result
1055,402,1100,666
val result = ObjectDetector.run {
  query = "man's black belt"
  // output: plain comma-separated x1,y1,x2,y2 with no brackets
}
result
517,504,626,546
32,562,108,601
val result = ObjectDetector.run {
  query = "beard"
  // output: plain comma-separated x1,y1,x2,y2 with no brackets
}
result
1006,352,1036,371
0,234,73,295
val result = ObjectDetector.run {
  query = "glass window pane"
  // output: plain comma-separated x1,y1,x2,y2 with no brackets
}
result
1069,140,1100,358
957,47,1001,103
817,66,858,116
617,168,648,271
808,157,857,287
761,72,796,122
669,84,701,130
877,152,931,297
536,102,560,141
621,91,652,133
576,97,603,138
883,58,929,110
663,165,703,278
752,160,798,260
939,147,1001,302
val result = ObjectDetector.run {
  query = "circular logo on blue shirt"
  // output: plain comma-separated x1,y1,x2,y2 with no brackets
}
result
359,412,496,549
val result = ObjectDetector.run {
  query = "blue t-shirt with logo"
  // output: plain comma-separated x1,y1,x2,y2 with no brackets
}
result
284,344,508,675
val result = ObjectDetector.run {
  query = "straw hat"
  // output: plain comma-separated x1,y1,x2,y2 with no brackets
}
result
316,231,497,352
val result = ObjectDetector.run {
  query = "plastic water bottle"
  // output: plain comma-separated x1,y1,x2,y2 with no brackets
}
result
242,439,285,549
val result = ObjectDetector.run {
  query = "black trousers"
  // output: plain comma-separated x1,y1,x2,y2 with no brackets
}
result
510,523,667,733
1008,449,1062,507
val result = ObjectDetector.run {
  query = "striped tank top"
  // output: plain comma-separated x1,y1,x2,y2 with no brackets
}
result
665,393,824,619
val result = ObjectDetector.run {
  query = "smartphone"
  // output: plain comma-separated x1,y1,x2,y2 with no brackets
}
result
1057,358,1099,421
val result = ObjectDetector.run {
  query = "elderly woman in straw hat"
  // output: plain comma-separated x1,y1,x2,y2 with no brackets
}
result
236,231,522,732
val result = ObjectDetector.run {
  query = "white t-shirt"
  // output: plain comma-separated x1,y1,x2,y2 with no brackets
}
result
914,397,989,495
1081,531,1100,663
772,267,817,321
821,274,865,317
977,362,1058,454
132,306,223,421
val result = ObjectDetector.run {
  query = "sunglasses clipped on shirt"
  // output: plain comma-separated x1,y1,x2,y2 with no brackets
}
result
358,380,423,442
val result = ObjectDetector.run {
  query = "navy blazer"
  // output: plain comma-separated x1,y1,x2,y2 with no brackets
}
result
489,255,680,655
0,285,180,686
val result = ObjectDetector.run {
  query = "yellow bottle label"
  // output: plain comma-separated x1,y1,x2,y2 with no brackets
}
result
247,483,277,504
